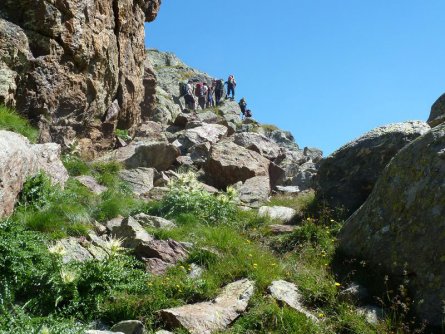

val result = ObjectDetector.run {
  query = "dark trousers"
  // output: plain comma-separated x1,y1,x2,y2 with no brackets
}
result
227,84,235,98
215,89,223,104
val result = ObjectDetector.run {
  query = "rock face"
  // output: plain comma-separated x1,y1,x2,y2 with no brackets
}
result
233,132,282,160
0,130,68,218
338,123,445,326
160,279,254,334
0,0,161,154
258,206,297,223
427,93,445,127
315,121,430,216
235,176,271,208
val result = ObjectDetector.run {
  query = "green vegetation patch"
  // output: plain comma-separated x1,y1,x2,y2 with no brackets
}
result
0,105,39,142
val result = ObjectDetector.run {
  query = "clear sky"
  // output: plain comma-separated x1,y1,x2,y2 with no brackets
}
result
144,0,445,155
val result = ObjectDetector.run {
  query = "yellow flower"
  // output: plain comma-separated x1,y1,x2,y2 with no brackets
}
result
271,263,276,266
335,282,341,287
318,313,325,318
248,254,253,257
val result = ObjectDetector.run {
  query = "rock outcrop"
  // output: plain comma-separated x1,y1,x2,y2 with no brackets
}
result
427,93,445,127
315,121,430,216
0,130,68,218
0,0,161,155
339,123,445,326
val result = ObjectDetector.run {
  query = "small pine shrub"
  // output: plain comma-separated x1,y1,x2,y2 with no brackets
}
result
0,105,39,142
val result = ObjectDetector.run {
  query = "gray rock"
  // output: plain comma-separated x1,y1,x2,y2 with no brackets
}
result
315,121,430,216
160,279,254,334
134,121,167,143
338,123,445,326
188,263,205,279
427,93,445,127
290,161,318,191
133,213,177,230
76,176,108,195
177,124,228,153
268,280,318,322
148,186,169,201
106,216,154,249
258,206,297,223
235,176,271,208
60,238,94,263
268,224,298,235
135,239,188,265
303,147,323,163
265,129,300,151
119,168,155,196
276,186,300,194
234,132,282,160
110,320,144,334
145,258,175,276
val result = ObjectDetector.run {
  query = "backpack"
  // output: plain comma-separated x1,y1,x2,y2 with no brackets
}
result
195,82,203,96
245,109,252,118
179,82,188,97
216,79,224,91
228,75,235,84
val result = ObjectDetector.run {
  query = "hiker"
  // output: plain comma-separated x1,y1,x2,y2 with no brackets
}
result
225,74,236,100
239,97,247,119
245,109,252,118
195,82,208,110
207,81,216,108
183,80,195,110
215,79,224,105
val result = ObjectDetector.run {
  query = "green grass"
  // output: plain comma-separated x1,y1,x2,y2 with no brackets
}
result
0,105,39,142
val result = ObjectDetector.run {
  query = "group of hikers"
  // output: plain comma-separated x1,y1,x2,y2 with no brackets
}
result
179,74,252,119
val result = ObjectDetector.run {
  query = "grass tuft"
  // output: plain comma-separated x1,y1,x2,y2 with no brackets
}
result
0,105,39,142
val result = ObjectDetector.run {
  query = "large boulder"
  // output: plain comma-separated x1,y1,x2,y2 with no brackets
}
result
160,279,254,334
0,130,68,217
315,121,430,216
204,140,270,189
119,168,155,197
233,132,282,160
235,176,271,208
338,123,445,326
176,124,228,153
0,0,161,153
427,93,445,127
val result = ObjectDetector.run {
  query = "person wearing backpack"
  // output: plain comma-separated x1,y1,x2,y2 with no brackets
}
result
196,82,208,110
215,79,225,105
183,80,195,110
239,97,247,119
225,74,236,100
207,81,216,108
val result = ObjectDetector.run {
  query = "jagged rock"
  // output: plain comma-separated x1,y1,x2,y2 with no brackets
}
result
106,216,154,249
160,279,254,334
265,129,300,151
135,239,188,264
303,147,323,163
60,238,94,263
148,186,169,201
268,280,318,322
274,149,308,184
338,123,445,326
269,224,297,235
276,186,300,194
110,320,144,334
176,155,194,166
173,112,196,128
133,213,177,230
134,121,167,143
235,176,271,208
234,132,282,160
0,0,161,152
427,93,445,127
177,124,228,153
98,141,179,171
119,168,155,196
290,161,318,191
196,111,220,124
75,176,108,195
258,206,297,223
205,140,270,189
153,171,170,187
189,142,212,166
145,258,174,276
315,121,430,216
0,131,68,218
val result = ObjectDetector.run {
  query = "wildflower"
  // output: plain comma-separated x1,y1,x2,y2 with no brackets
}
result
48,242,66,256
41,326,50,334
335,282,341,287
330,219,335,222
318,313,325,318
271,263,276,266
253,263,258,268
60,269,77,284
246,240,251,244
248,254,253,257
104,237,124,254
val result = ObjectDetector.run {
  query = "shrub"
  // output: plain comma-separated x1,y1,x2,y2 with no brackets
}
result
18,172,58,210
0,105,39,142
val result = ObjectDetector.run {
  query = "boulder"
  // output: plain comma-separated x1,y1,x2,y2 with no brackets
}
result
145,258,175,276
338,123,445,326
0,0,161,152
235,176,271,208
233,132,282,160
265,129,300,151
0,131,68,218
427,93,445,127
177,124,228,153
110,320,144,334
75,176,108,195
133,213,177,230
60,238,94,263
98,141,179,171
160,279,254,334
303,147,323,163
290,161,318,191
134,121,167,143
119,168,155,196
205,140,270,189
258,206,297,223
268,280,318,322
106,216,154,249
135,239,188,264
275,186,300,194
315,121,430,216
268,224,298,235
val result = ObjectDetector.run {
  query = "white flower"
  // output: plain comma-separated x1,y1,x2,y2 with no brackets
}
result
60,269,77,284
48,242,66,256
104,237,124,254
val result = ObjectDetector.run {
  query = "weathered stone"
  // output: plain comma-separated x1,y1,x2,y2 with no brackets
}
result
315,121,430,216
98,141,179,171
60,238,94,263
269,224,297,235
145,258,174,275
135,239,188,264
258,206,297,223
188,263,205,279
290,161,318,191
205,140,270,189
427,93,445,127
268,280,318,322
148,186,169,201
357,305,385,325
234,132,282,160
134,121,167,143
133,213,177,230
235,176,271,208
0,131,68,218
276,186,300,194
189,142,212,166
338,123,445,326
160,279,254,334
176,155,194,166
110,320,144,334
177,124,228,153
265,129,299,151
76,176,108,195
107,216,153,249
119,168,155,196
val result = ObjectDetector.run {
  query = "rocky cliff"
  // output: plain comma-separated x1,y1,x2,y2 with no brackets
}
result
0,0,161,157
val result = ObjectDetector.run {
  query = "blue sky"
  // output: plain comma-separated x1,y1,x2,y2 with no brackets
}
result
145,0,445,155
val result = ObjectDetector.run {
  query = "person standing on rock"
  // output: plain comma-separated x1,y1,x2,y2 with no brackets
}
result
184,80,195,110
197,82,209,110
215,79,225,105
207,81,216,108
239,97,247,119
225,74,236,100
